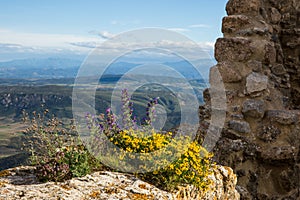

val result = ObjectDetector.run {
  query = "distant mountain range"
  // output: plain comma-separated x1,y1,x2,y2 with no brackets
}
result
0,57,82,69
0,57,215,80
0,58,82,79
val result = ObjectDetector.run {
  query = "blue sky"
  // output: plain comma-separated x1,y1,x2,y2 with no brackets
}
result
0,0,228,61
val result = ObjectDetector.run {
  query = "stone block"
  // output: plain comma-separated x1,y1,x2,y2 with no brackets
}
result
226,0,261,15
267,110,299,125
215,37,254,62
242,99,265,118
246,72,268,94
228,120,251,133
222,15,250,33
215,61,242,83
271,64,286,75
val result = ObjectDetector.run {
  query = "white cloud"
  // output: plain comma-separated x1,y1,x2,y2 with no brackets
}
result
98,31,115,39
0,29,102,50
0,29,215,61
90,30,115,39
167,28,190,32
69,41,100,49
84,39,214,60
189,24,211,28
197,41,215,49
0,43,35,53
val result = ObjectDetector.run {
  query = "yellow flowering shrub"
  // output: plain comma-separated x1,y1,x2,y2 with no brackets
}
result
87,89,214,193
109,129,171,153
108,128,213,192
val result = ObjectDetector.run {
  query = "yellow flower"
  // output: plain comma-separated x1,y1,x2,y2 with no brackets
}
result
126,147,133,152
169,164,174,170
175,168,182,175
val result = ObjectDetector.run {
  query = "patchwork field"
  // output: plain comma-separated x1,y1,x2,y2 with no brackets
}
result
0,117,25,158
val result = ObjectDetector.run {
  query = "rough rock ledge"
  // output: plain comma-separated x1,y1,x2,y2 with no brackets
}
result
0,165,239,200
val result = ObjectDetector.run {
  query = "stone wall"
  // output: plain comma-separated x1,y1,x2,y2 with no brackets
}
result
200,0,300,199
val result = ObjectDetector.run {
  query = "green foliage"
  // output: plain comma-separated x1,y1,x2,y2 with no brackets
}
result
22,109,102,182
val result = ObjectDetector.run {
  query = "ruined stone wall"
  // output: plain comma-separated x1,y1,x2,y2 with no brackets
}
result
200,0,300,199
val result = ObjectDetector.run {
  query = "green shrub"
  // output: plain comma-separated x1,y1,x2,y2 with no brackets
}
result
22,109,102,182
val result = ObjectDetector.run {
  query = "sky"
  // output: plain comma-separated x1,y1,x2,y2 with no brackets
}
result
0,0,228,61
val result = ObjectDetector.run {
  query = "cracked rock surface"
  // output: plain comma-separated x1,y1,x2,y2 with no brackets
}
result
0,165,239,200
